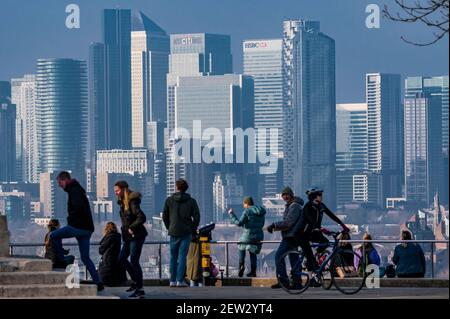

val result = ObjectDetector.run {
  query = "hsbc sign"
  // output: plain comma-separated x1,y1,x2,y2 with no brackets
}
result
244,41,268,49
243,39,282,51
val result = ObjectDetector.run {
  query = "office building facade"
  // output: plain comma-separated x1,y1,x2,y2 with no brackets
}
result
36,59,88,182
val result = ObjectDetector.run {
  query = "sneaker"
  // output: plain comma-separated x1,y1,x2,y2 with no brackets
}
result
176,281,189,287
96,283,105,292
126,282,137,292
129,289,145,298
169,281,177,287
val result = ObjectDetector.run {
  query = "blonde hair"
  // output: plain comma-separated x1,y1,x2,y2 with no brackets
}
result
104,222,118,236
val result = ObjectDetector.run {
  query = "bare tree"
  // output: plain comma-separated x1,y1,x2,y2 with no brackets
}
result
383,0,449,46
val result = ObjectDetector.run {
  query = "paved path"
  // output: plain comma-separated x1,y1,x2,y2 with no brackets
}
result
100,286,449,299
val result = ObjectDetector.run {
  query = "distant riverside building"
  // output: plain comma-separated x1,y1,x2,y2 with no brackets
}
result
89,8,132,178
0,190,30,222
11,74,38,183
282,20,336,209
366,73,403,205
243,39,283,197
96,149,154,216
0,95,16,182
39,171,66,219
336,103,368,170
405,75,449,205
336,103,373,207
404,92,442,206
36,59,88,183
213,173,244,223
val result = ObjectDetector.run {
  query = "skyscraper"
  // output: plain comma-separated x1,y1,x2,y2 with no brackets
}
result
283,20,336,208
11,75,38,183
0,95,15,182
89,9,132,163
336,103,368,171
130,11,169,212
36,59,88,182
405,75,449,204
404,91,443,206
243,39,283,197
131,11,169,150
366,73,403,204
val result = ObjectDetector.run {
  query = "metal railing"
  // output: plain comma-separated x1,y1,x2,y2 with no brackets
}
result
9,239,449,280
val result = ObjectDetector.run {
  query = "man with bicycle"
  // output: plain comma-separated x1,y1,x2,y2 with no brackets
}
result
298,188,350,285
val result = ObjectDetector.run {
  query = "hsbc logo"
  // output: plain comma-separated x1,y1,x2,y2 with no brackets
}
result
244,41,268,49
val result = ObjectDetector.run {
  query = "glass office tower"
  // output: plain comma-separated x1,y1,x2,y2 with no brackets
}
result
36,59,88,182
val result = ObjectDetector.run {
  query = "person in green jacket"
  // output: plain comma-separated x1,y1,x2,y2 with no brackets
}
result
228,197,266,277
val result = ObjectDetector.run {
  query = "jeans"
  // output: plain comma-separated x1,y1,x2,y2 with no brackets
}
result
169,234,192,283
274,237,300,285
239,249,257,270
50,225,101,284
119,238,145,289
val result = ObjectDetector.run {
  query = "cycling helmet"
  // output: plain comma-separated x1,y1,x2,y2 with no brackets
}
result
305,187,323,196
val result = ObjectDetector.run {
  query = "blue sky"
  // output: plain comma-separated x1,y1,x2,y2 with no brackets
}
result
0,0,448,102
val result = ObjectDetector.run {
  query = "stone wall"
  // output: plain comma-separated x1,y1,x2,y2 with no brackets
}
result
0,215,10,256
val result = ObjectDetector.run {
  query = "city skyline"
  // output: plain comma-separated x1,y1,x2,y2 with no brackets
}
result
0,2,448,224
0,0,448,103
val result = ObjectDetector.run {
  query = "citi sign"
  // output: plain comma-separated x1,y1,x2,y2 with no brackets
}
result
245,41,268,49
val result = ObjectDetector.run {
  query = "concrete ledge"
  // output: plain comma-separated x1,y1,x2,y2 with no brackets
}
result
0,256,52,272
129,277,449,288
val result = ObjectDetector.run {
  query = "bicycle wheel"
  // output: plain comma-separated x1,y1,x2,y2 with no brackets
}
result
278,250,310,294
329,249,366,294
319,260,333,290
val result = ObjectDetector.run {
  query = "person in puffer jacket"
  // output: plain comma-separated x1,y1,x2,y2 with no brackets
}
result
228,196,266,278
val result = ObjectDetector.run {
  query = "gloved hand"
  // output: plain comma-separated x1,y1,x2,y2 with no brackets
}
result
266,223,275,234
341,224,350,233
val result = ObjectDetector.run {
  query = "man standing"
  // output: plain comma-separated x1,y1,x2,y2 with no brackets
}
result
163,179,200,287
50,171,104,291
265,187,303,289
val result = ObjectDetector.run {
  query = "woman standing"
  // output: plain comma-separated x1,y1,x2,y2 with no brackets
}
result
114,181,148,298
98,222,123,286
228,197,266,277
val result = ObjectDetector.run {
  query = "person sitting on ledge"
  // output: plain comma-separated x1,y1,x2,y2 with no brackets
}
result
392,230,426,278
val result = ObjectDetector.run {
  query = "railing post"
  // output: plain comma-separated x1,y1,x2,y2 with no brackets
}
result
9,245,13,256
225,242,229,278
158,243,162,280
430,242,434,279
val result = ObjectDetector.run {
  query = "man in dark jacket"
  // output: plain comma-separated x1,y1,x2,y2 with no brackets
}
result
266,186,304,289
163,179,200,287
114,180,148,298
49,171,103,291
298,188,349,276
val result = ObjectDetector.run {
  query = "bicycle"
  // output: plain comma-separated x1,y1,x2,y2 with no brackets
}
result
277,229,367,295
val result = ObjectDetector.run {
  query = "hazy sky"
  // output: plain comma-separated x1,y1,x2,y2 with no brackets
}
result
0,0,448,102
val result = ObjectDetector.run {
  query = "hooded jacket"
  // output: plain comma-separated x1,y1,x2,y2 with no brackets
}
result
273,197,304,238
162,192,200,237
64,179,94,232
230,205,266,254
98,231,122,285
118,191,148,241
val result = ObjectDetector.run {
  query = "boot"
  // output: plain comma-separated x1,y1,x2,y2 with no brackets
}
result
246,266,257,277
238,263,245,277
